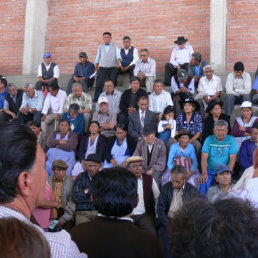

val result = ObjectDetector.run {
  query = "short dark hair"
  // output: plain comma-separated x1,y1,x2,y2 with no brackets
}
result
91,167,138,217
30,121,41,128
0,77,7,87
103,31,111,37
140,48,149,55
90,120,100,128
234,61,244,72
123,36,131,41
116,123,128,132
138,95,148,102
129,76,140,83
0,122,37,204
69,103,80,113
192,52,202,62
104,80,114,86
59,119,70,126
167,197,258,258
171,165,187,178
154,79,164,86
48,82,59,91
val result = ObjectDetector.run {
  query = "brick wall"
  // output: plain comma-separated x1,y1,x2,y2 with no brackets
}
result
46,0,210,75
226,0,258,72
0,0,26,75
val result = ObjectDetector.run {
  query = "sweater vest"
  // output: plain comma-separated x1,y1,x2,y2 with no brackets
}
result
121,47,134,67
5,89,23,114
41,62,56,80
142,173,155,217
174,74,193,89
99,44,117,68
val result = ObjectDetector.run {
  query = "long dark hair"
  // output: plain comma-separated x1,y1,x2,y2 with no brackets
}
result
161,105,175,120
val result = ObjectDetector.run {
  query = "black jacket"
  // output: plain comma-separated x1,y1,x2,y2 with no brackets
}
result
157,181,197,226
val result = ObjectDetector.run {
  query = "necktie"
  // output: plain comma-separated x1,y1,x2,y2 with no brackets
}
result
140,111,145,128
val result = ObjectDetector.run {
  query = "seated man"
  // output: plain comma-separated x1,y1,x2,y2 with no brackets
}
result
64,82,92,132
70,167,164,258
188,52,207,88
134,48,156,94
0,77,9,121
224,61,252,116
41,82,67,134
118,36,139,80
148,79,173,117
119,76,148,122
133,124,166,187
128,96,156,144
199,120,237,194
17,83,44,124
239,122,258,170
92,96,117,137
195,65,223,119
73,154,102,225
2,83,23,122
48,160,76,232
35,52,60,94
96,80,121,114
164,36,193,86
171,69,195,115
251,66,258,104
126,156,160,236
66,52,95,95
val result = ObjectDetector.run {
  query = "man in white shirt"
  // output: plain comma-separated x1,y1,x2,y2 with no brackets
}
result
164,36,194,86
126,156,160,236
134,48,156,94
224,62,252,116
0,122,86,257
35,52,60,93
148,79,173,119
41,82,67,134
118,36,139,80
195,65,223,119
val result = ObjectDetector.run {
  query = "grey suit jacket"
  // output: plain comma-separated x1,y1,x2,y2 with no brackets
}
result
188,60,208,77
48,175,76,222
128,109,156,141
133,138,166,173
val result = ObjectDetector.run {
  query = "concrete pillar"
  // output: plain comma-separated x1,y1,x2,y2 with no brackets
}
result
210,0,227,73
22,0,48,75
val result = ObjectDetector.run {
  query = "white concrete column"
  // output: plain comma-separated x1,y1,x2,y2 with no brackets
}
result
22,0,48,75
210,0,227,73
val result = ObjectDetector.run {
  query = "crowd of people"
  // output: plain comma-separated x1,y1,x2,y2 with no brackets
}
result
0,32,258,257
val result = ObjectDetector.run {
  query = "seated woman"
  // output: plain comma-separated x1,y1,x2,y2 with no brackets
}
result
207,164,235,202
72,121,106,177
46,119,78,176
103,124,136,168
203,100,231,142
176,97,202,161
232,101,258,151
167,129,200,188
30,121,47,152
61,103,84,136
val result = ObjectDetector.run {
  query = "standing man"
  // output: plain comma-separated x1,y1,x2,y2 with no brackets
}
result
17,83,44,124
224,61,252,116
118,36,139,79
134,48,156,94
41,82,67,134
66,52,95,95
164,36,193,86
93,32,121,102
0,77,9,121
35,52,60,94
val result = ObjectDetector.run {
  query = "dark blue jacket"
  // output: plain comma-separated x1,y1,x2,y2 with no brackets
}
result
239,139,256,170
73,61,95,78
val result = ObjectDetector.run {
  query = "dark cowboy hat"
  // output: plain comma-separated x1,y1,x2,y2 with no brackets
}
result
206,99,223,113
142,124,156,135
174,36,188,44
175,129,193,140
180,97,200,111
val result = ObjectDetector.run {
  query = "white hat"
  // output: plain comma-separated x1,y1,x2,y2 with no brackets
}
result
98,96,108,104
241,101,252,108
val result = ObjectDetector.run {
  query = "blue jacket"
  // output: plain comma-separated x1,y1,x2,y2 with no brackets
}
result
61,112,84,135
239,139,256,170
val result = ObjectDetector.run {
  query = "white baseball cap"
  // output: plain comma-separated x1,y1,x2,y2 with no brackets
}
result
241,101,252,108
98,96,109,104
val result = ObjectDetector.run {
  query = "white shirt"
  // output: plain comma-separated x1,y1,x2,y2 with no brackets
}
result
132,176,160,215
119,46,139,66
42,89,67,115
148,90,173,114
225,71,251,96
167,185,184,218
38,62,60,79
158,119,176,138
134,57,156,77
170,45,194,67
197,74,223,96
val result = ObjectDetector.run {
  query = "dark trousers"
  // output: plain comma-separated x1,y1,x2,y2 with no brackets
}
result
17,111,41,124
0,111,13,122
93,67,118,101
35,79,58,91
118,65,135,78
131,213,156,236
66,77,95,95
164,63,189,86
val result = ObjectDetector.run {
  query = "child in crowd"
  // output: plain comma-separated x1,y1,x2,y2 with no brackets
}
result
158,105,176,145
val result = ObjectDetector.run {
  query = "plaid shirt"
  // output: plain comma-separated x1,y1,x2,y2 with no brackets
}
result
176,112,203,135
64,92,92,111
0,206,87,257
